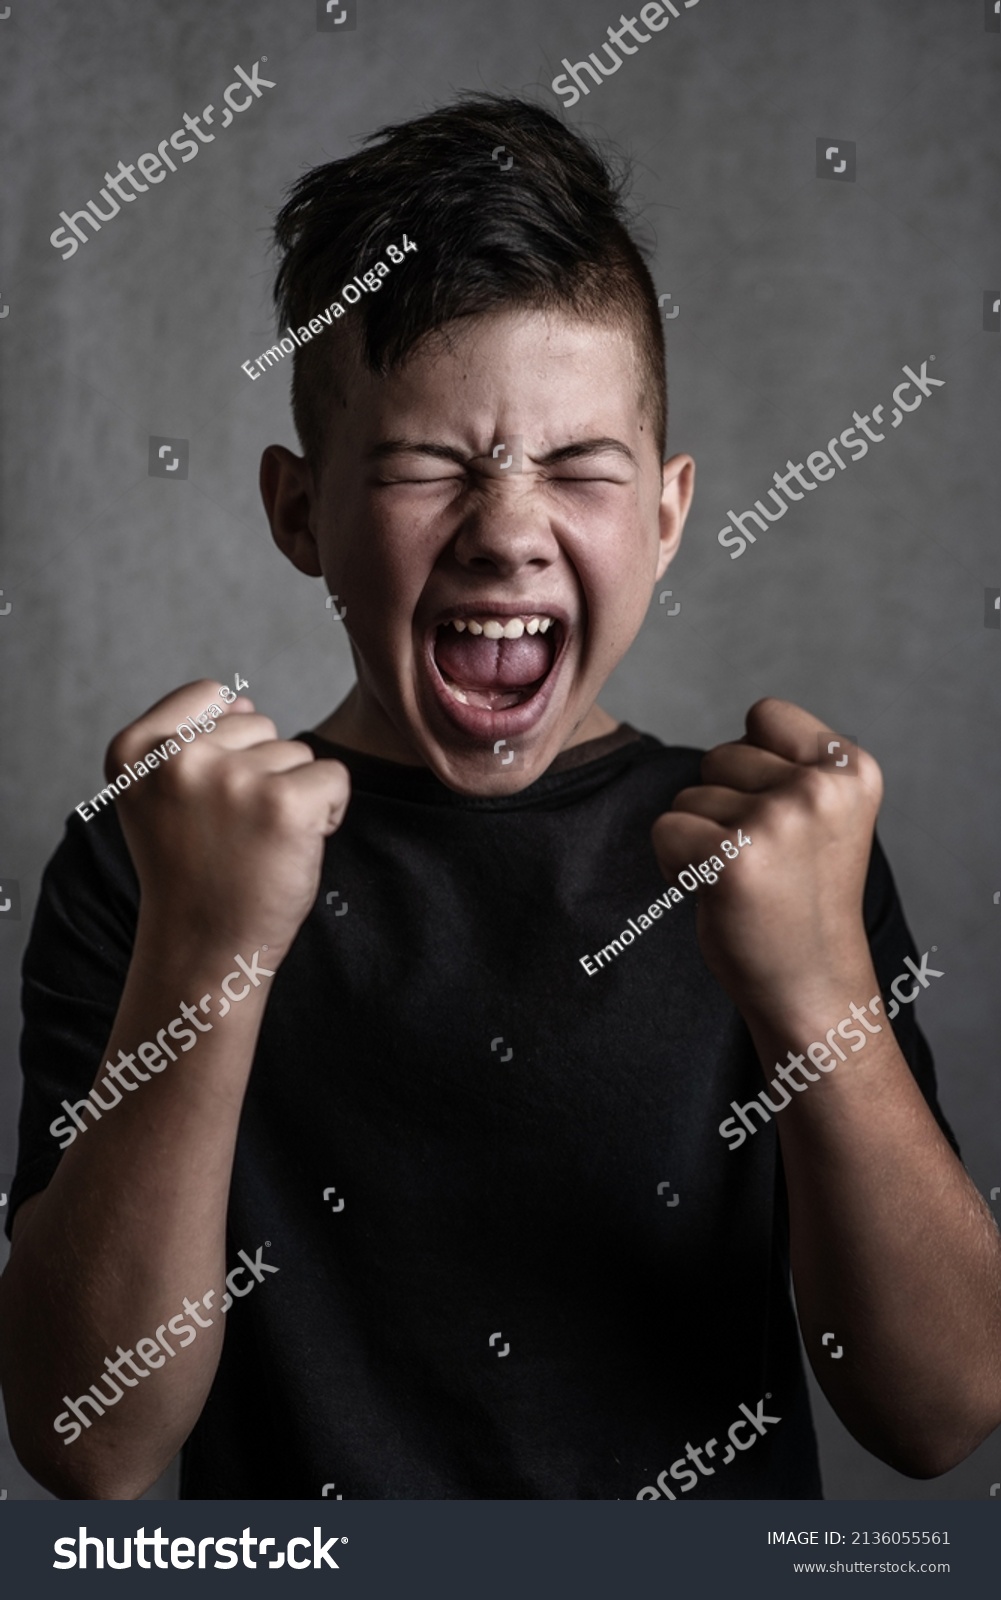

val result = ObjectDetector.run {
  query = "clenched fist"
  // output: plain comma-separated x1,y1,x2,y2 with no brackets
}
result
651,699,883,1022
105,680,351,965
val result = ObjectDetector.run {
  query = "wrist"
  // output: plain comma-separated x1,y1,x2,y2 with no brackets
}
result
733,966,881,1047
129,916,281,1011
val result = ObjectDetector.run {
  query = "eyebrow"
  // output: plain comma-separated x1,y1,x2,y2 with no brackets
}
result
368,436,638,467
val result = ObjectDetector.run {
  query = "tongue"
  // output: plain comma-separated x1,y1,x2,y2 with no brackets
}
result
434,629,551,690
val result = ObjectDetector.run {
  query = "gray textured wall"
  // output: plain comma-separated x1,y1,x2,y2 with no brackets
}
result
1,0,998,1502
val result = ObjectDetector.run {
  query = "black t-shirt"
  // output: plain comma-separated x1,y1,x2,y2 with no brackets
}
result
9,726,957,1499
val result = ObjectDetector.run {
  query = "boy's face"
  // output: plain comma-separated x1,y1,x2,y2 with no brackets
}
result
264,307,693,794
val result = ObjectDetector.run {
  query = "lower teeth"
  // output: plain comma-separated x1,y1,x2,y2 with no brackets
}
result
442,675,528,712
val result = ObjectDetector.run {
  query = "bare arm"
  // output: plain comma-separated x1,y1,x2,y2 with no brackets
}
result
0,934,269,1498
652,697,1001,1476
0,681,349,1498
745,976,1001,1477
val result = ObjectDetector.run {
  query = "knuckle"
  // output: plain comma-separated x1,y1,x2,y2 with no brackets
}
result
857,748,882,792
165,678,219,718
184,677,221,701
255,777,301,832
747,695,783,723
799,764,830,803
218,758,252,801
795,768,845,824
670,785,700,810
230,714,278,745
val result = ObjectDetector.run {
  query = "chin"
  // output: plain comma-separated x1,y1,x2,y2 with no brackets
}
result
414,721,568,796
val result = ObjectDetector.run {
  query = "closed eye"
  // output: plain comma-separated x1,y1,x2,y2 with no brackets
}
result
370,440,465,476
373,470,465,485
546,469,632,485
370,437,638,484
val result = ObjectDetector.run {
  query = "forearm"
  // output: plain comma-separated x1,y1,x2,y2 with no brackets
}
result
743,972,1001,1476
0,924,269,1498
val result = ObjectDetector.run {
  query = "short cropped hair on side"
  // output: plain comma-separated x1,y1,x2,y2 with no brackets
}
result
271,93,667,468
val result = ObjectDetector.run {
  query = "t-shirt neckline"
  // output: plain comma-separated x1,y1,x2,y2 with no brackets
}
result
298,722,648,808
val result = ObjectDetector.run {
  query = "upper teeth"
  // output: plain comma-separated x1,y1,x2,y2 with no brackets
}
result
448,615,554,638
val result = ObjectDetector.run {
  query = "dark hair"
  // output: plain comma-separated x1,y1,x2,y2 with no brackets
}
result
272,93,666,465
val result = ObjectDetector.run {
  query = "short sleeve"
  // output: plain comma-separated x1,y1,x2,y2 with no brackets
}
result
5,806,139,1237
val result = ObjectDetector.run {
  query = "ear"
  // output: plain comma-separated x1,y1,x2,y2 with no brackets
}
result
260,445,323,577
654,453,695,583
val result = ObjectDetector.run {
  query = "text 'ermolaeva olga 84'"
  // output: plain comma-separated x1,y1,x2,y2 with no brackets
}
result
74,676,248,822
241,236,418,382
578,830,751,975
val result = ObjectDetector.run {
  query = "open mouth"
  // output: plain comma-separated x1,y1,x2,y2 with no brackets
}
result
424,608,569,739
433,614,559,710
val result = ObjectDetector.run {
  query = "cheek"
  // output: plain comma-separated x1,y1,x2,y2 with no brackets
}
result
572,511,657,621
335,513,445,672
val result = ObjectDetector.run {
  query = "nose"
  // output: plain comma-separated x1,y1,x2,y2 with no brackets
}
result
450,478,560,579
